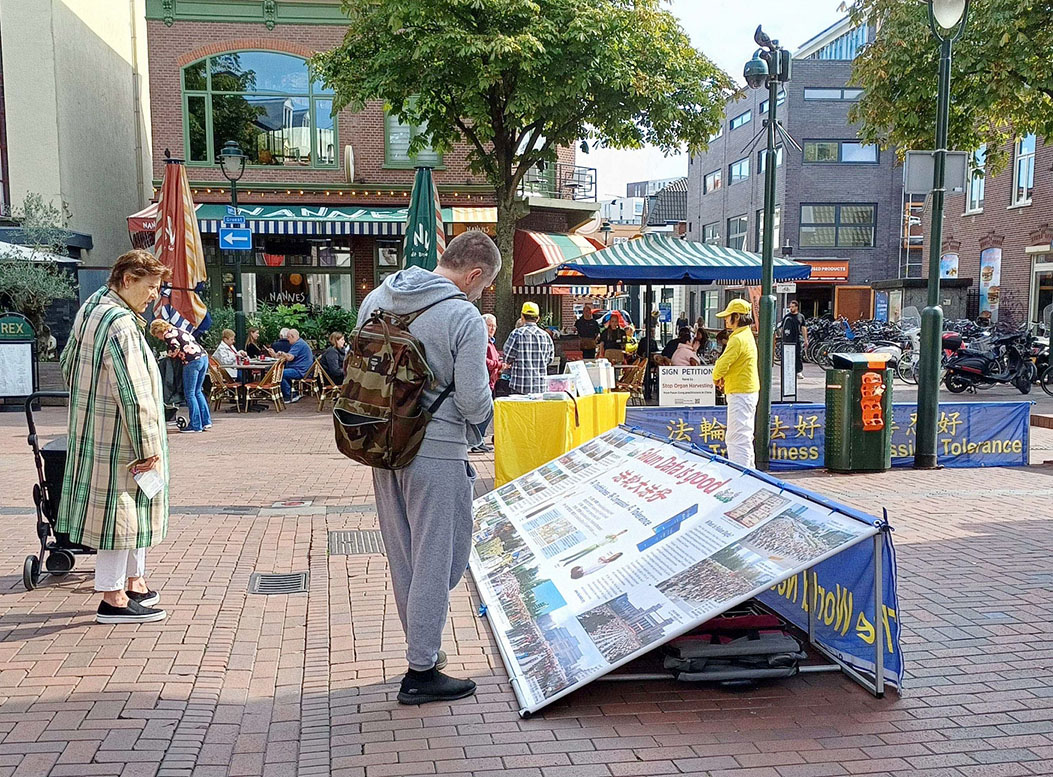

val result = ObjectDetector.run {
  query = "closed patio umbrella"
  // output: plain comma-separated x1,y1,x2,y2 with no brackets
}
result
403,166,445,271
153,159,209,333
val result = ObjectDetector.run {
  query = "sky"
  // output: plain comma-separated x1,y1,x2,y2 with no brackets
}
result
588,0,848,200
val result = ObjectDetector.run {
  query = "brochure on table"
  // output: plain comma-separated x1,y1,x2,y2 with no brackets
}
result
470,427,901,716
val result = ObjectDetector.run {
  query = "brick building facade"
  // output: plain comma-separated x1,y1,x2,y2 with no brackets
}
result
924,137,1053,329
144,0,596,329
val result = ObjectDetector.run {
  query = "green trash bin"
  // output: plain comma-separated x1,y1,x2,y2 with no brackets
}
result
825,352,893,473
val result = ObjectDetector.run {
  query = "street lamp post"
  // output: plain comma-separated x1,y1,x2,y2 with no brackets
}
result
915,0,969,469
218,140,248,345
744,27,791,470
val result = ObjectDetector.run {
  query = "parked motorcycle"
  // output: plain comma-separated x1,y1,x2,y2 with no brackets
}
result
943,330,1034,394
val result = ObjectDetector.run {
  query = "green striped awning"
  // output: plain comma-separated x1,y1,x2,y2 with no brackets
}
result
523,234,811,285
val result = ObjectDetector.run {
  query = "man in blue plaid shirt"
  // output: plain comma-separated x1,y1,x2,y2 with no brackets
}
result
502,301,554,394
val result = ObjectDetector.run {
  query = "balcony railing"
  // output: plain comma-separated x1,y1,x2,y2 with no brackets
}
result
518,162,597,202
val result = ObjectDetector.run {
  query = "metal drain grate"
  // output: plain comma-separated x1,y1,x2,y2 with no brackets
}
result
248,572,309,595
329,530,386,556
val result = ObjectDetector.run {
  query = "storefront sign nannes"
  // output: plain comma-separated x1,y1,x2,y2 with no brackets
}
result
232,205,411,222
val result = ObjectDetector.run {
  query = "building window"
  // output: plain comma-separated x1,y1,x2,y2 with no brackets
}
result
800,204,876,248
1012,134,1036,206
703,169,722,194
804,140,878,163
709,127,723,141
181,51,337,167
759,91,786,114
727,215,748,250
757,146,783,175
385,105,442,168
729,110,752,130
1033,256,1053,332
703,222,720,244
729,157,750,184
756,206,781,251
374,240,403,285
803,87,863,101
807,25,869,61
966,145,986,213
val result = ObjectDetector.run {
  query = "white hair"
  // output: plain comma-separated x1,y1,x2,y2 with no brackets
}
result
279,327,290,338
482,314,497,326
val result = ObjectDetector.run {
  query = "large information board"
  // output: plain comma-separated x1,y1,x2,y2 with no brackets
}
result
470,427,901,715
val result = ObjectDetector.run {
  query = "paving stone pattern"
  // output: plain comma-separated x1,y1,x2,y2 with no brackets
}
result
1,405,1053,776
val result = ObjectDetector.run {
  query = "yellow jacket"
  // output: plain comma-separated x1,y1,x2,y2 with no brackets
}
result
713,326,759,394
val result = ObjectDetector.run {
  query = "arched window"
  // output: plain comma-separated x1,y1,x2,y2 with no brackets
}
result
182,51,335,167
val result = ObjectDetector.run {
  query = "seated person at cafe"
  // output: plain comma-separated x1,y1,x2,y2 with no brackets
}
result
662,327,692,360
244,326,272,358
271,327,292,354
320,331,348,385
278,328,313,403
671,332,703,366
597,313,628,363
213,329,243,378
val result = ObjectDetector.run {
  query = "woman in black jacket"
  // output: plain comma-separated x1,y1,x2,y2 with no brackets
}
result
320,331,348,384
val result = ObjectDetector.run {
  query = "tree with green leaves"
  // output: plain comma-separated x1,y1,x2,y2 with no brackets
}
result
312,0,732,334
850,0,1052,173
0,193,77,354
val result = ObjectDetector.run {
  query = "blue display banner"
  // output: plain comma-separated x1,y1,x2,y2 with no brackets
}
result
758,530,902,688
626,402,1031,470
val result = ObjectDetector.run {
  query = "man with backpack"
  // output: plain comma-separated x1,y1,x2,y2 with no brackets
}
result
352,231,501,705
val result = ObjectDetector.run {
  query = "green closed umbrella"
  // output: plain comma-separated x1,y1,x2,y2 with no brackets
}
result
403,166,445,270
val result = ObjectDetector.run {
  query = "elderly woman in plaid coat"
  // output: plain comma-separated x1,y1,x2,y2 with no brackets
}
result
59,250,171,624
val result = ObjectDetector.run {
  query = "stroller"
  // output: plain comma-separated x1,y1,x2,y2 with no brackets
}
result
22,391,95,590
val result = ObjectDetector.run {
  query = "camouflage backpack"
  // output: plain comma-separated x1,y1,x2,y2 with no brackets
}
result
333,295,463,469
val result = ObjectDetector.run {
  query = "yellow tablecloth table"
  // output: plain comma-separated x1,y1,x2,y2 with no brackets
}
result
493,391,629,487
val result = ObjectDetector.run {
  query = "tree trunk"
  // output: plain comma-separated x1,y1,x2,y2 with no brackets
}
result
493,193,527,344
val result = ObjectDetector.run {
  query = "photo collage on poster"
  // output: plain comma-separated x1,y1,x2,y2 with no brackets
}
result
469,428,878,712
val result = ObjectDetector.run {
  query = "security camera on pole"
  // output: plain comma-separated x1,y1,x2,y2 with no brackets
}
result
743,26,792,470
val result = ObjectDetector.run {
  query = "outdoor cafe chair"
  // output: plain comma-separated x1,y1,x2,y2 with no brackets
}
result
207,356,242,413
294,358,323,401
245,359,286,413
315,364,343,412
615,361,647,406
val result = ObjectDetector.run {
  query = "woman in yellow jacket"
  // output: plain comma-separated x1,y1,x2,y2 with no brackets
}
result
712,299,760,468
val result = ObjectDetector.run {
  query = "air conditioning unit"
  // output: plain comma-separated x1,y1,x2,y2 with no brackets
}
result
344,144,355,183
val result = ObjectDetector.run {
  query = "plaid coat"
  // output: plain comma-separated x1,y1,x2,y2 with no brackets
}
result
57,287,169,550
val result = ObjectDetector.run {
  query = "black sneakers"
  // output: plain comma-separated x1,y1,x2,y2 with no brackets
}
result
397,667,476,705
96,598,167,624
126,589,160,607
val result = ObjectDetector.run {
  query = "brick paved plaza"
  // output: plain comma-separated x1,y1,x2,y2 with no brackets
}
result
1,404,1052,777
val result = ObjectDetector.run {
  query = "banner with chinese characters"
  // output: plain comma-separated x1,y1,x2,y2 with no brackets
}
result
626,402,1030,470
471,428,898,715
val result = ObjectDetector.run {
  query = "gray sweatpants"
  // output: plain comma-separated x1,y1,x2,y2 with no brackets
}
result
372,455,476,671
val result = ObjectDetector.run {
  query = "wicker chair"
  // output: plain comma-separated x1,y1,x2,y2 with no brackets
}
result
615,361,647,406
207,357,242,413
245,360,286,412
294,358,322,401
652,355,672,367
316,364,343,412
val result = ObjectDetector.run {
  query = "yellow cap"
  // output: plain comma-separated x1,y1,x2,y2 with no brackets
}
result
521,301,540,317
716,299,752,318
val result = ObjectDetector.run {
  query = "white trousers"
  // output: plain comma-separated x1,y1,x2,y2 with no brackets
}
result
726,392,759,469
94,548,147,592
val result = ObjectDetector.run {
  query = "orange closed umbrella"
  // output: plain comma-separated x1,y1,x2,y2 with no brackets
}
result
153,159,209,332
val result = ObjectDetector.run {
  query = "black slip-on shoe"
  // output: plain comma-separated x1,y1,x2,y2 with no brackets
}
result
126,589,160,607
96,598,167,624
397,668,476,705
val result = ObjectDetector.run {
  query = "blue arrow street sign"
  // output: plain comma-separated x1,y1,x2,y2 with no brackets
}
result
223,215,246,226
219,227,252,251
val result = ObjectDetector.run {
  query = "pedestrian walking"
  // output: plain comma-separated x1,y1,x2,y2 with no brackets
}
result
59,249,170,624
358,231,501,704
502,301,554,394
712,299,760,468
780,299,808,375
150,318,211,433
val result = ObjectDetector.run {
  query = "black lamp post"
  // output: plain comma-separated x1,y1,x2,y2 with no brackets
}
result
743,26,791,470
915,0,969,469
218,140,248,345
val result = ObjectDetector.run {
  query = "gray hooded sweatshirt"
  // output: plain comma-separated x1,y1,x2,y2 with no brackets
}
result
357,266,491,461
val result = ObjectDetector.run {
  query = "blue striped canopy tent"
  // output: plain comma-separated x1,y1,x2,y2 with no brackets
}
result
523,234,811,285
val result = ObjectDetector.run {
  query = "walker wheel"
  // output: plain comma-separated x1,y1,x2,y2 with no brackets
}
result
45,549,75,576
22,556,40,591
176,416,187,430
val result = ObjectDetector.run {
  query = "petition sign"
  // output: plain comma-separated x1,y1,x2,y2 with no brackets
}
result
658,365,715,406
470,428,889,715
